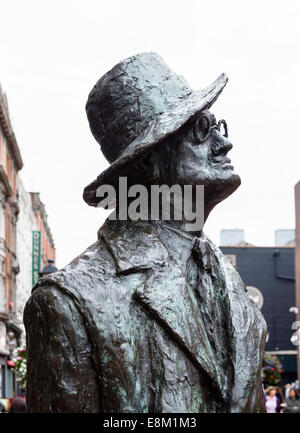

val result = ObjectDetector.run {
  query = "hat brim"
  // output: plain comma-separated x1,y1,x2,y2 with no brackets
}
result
83,73,228,207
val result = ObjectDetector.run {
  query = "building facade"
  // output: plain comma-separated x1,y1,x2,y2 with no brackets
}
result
0,83,56,399
0,84,23,399
16,188,55,332
15,181,37,330
220,229,297,385
29,192,55,277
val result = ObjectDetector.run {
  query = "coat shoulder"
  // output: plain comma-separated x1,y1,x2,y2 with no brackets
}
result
26,232,151,324
24,278,100,412
24,238,114,323
32,237,116,294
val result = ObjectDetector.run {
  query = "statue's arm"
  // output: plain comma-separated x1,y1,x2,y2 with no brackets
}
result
23,285,100,413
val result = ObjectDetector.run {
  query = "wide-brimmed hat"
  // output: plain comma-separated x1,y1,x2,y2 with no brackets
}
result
83,52,228,207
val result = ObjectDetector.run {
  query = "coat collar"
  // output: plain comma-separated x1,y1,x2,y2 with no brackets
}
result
98,218,170,274
99,218,197,274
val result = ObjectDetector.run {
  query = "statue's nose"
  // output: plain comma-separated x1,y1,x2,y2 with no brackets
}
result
211,134,233,156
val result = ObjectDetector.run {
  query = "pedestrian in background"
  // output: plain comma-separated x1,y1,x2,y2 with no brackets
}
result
265,386,281,413
276,386,284,406
284,383,291,400
9,397,26,413
284,388,300,413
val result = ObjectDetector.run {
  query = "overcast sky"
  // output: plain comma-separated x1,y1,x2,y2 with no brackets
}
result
0,0,300,268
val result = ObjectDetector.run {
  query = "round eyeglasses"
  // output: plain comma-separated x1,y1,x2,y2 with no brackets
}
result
193,113,228,143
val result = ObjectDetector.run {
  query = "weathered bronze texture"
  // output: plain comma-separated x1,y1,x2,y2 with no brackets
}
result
24,53,267,413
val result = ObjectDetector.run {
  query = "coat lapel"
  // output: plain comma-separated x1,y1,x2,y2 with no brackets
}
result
196,234,267,411
100,219,227,401
134,264,227,401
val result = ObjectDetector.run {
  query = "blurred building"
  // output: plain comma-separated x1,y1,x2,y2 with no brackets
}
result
15,182,38,333
220,228,296,385
0,83,56,399
16,188,55,329
0,84,23,399
29,192,55,285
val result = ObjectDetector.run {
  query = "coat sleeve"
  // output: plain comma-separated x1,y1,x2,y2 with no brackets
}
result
23,285,100,412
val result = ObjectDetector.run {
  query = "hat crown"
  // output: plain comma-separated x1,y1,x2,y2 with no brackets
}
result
86,52,192,163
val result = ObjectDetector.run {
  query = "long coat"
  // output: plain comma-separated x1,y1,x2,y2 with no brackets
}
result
24,218,267,413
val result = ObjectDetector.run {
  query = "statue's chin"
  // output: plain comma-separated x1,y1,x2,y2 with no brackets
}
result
226,172,242,192
204,172,241,207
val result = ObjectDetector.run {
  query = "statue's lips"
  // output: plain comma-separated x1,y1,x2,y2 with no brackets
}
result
211,156,234,169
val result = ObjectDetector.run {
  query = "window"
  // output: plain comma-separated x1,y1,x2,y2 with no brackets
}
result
13,172,17,196
225,254,237,269
6,151,10,181
1,137,6,167
0,206,5,239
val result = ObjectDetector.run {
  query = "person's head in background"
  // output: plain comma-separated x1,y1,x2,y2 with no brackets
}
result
265,386,277,398
9,397,26,413
289,388,299,399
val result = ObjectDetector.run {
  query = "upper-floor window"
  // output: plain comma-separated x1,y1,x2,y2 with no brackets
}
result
5,210,10,246
13,172,17,197
0,132,6,166
0,206,5,240
6,150,10,181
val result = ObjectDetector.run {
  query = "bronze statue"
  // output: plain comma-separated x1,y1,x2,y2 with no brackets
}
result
24,53,267,413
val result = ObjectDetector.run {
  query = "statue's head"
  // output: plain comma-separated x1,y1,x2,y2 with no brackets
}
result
83,52,240,219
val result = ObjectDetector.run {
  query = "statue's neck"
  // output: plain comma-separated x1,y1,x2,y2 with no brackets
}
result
115,195,215,238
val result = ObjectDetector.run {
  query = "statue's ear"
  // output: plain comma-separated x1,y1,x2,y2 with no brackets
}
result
134,152,160,183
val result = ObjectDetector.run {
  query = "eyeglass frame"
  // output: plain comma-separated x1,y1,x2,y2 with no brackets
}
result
192,112,228,144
